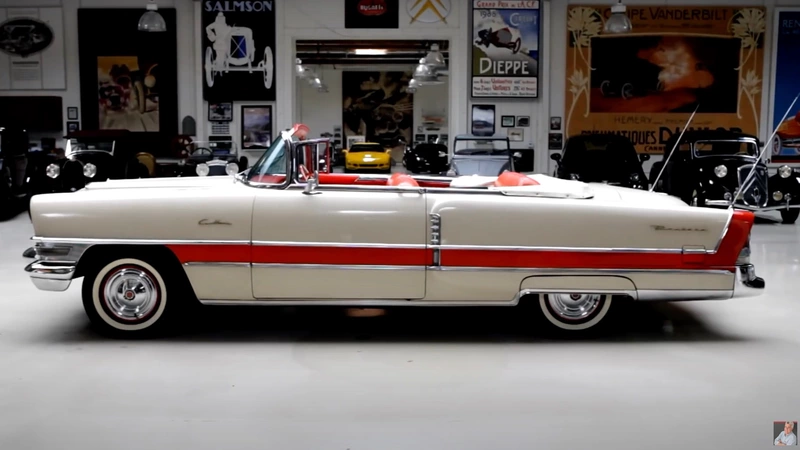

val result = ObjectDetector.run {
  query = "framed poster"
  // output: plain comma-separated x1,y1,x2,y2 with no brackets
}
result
770,8,800,163
501,115,515,127
201,1,275,102
472,0,540,98
565,5,765,154
345,0,399,29
241,105,272,150
471,104,495,136
67,107,78,120
0,7,66,90
342,71,413,151
208,102,233,122
77,8,178,135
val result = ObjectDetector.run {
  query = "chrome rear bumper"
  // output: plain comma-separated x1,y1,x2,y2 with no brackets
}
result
732,264,764,298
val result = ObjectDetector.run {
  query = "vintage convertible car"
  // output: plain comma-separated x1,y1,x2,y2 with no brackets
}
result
650,130,800,224
551,134,650,189
172,140,248,177
25,124,764,337
447,135,521,177
343,141,392,173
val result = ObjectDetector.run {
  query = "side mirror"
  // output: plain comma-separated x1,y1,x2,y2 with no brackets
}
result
303,175,320,195
513,152,522,159
639,154,650,162
550,153,562,162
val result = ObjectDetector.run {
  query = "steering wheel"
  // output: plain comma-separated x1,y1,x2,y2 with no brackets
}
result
298,164,310,181
192,147,213,157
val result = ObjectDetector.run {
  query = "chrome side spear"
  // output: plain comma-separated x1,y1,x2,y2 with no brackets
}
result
649,104,701,192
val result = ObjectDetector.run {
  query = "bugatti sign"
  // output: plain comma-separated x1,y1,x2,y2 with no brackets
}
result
0,18,54,58
346,0,399,28
359,0,387,15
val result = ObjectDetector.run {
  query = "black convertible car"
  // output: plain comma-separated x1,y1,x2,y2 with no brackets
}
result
403,142,449,174
650,130,800,224
551,134,650,189
0,127,30,218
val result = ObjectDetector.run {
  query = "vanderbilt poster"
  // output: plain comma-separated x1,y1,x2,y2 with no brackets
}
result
565,5,766,153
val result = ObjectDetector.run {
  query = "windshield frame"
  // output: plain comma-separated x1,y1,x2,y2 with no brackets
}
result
691,139,758,159
244,131,293,188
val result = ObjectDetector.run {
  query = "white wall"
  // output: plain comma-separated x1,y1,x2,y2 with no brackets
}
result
296,66,449,143
547,0,798,174
0,0,195,148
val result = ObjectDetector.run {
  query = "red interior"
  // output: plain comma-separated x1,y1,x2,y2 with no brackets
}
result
248,171,545,189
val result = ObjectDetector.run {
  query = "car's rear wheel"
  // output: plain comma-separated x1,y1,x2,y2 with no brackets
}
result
538,293,613,331
82,255,184,337
780,208,800,225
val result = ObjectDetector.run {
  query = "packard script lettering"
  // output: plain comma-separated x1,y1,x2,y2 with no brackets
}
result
198,219,232,226
651,225,708,232
204,1,273,12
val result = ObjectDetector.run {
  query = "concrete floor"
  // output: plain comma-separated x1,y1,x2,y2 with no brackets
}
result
1,210,799,449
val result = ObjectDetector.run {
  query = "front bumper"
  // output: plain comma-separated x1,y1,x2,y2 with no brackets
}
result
24,241,90,292
732,264,765,298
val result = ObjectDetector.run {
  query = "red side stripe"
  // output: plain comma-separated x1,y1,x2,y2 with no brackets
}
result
167,244,250,264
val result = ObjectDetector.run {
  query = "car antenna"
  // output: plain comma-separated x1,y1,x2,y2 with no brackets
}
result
649,103,700,192
734,91,800,209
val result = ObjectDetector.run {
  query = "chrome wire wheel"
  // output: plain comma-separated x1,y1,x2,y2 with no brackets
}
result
539,293,613,331
102,266,159,322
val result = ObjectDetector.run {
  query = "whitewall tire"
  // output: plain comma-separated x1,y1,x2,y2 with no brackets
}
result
83,257,172,336
538,293,613,331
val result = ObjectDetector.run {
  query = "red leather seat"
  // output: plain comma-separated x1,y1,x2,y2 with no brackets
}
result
493,171,539,187
387,173,420,187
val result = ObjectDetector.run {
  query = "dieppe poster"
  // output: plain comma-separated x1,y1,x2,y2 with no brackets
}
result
565,5,765,154
472,0,540,98
771,9,800,163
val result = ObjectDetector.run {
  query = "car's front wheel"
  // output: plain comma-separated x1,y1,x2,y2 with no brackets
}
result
538,293,613,332
82,255,183,337
780,208,800,225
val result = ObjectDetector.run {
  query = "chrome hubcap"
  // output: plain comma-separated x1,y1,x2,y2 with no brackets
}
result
547,294,603,321
103,268,158,321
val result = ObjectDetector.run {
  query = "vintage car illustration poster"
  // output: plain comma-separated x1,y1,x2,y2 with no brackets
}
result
77,8,178,136
471,0,540,98
97,56,160,132
342,71,414,159
565,6,765,154
0,7,66,90
201,1,276,101
770,8,800,163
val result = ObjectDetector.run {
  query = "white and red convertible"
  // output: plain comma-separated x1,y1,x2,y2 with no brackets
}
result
25,125,764,337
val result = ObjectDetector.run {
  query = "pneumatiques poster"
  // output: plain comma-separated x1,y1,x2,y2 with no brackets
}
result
771,8,800,162
472,0,540,98
565,5,765,154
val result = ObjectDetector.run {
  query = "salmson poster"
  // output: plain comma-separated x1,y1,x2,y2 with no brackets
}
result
771,9,800,162
472,0,540,98
565,5,766,153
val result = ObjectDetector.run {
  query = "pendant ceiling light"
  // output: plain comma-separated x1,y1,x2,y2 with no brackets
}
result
604,0,632,34
423,43,446,71
413,58,436,80
138,0,166,32
407,78,420,93
295,58,309,79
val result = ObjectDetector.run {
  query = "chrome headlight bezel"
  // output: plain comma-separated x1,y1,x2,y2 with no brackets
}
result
778,164,793,179
225,162,239,176
45,163,60,179
714,165,727,178
83,163,97,179
196,163,210,177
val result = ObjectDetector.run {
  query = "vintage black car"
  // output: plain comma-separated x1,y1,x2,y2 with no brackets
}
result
167,140,248,177
650,130,800,224
446,135,521,177
28,130,149,196
0,127,30,217
550,134,650,189
403,142,449,174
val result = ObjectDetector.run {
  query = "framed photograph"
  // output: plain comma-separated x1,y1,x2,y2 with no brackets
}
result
516,116,530,127
241,105,273,150
548,133,563,150
440,133,449,144
427,134,439,143
773,421,798,446
208,102,233,122
550,116,562,131
67,107,78,120
508,128,524,142
66,121,80,133
472,104,496,137
78,8,178,134
501,115,515,127
414,134,426,142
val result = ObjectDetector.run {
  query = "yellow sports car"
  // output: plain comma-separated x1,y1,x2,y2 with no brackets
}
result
343,142,392,173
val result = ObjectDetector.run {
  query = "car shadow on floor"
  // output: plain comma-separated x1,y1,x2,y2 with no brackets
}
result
48,298,751,344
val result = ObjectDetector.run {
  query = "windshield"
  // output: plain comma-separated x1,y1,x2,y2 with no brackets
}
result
68,139,113,153
247,136,288,181
349,144,384,153
453,158,510,176
454,138,509,155
693,140,757,157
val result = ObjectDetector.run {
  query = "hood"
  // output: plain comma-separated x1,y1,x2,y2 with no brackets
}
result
81,175,237,191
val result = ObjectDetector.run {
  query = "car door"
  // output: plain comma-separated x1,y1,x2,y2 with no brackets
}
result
251,185,428,300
